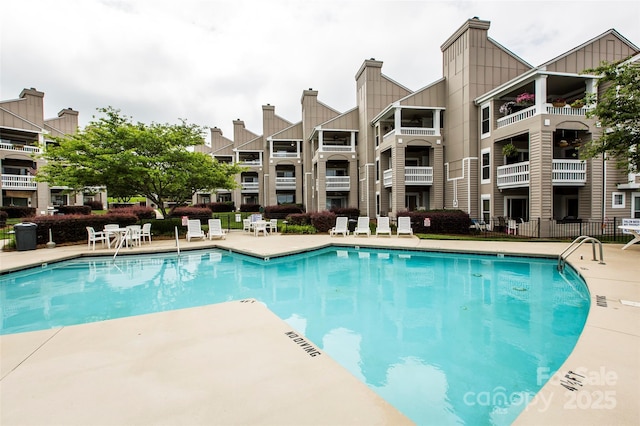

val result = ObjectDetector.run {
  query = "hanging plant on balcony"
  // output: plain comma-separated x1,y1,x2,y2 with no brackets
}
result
552,97,566,107
515,92,535,106
570,99,585,109
499,101,516,115
502,142,518,158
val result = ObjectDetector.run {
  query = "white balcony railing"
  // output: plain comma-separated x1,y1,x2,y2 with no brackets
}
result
319,145,353,152
239,160,262,166
275,177,296,190
271,151,299,158
383,167,433,187
381,128,438,145
496,104,590,130
496,106,536,129
497,161,530,189
1,174,38,190
399,127,437,136
241,182,259,192
383,169,393,187
326,176,350,191
497,160,587,189
0,142,41,154
545,105,589,117
405,166,433,185
552,159,586,185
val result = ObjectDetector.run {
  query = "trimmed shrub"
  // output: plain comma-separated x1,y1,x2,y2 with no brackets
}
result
109,203,136,209
168,206,212,224
285,213,311,226
84,200,104,210
108,206,156,220
0,210,7,226
57,205,91,215
309,211,336,233
208,202,235,212
0,206,35,218
398,210,472,234
264,204,304,219
239,203,261,213
29,213,138,245
330,207,360,219
281,224,316,234
144,218,184,236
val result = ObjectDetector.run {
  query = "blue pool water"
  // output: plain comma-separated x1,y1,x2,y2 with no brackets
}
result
0,247,590,425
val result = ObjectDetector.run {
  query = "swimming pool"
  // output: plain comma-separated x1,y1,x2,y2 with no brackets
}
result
0,247,590,425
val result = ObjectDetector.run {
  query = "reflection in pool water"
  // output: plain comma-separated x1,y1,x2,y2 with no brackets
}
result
1,247,590,425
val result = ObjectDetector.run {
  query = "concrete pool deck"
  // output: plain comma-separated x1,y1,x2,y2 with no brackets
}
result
1,233,639,425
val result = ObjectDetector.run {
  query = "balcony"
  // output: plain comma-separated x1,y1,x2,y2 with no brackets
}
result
241,182,259,192
382,127,438,144
318,144,354,153
271,151,299,158
497,160,587,189
275,177,296,190
552,159,587,186
382,167,434,188
497,162,529,188
0,141,41,154
1,174,37,190
496,104,589,130
326,176,350,191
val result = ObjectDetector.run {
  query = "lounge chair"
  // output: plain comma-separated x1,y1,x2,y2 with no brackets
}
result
353,217,371,237
330,216,349,237
86,226,108,250
619,225,640,250
375,216,392,237
186,219,206,242
397,216,413,236
208,219,227,240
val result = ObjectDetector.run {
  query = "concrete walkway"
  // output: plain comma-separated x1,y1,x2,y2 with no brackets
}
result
1,232,639,425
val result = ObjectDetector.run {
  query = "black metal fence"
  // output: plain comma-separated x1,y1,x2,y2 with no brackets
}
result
469,217,635,243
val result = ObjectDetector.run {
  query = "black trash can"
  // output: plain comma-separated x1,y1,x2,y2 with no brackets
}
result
14,222,38,251
348,219,357,233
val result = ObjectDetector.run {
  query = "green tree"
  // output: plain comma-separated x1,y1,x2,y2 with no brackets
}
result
37,107,244,217
581,58,640,173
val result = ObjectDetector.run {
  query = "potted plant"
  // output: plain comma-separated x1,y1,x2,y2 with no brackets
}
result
502,142,518,158
499,101,515,116
570,99,585,109
515,92,535,106
552,97,566,107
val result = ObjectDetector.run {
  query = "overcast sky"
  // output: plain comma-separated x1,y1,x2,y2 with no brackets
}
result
2,0,639,140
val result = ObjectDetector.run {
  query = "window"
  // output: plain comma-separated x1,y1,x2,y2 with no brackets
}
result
277,193,294,204
612,192,625,208
633,193,640,219
481,104,490,137
481,149,490,183
481,195,490,223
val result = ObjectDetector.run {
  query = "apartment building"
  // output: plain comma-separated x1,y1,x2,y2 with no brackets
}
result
0,88,107,212
196,18,638,237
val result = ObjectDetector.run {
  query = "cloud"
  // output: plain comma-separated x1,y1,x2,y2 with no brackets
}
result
2,0,639,138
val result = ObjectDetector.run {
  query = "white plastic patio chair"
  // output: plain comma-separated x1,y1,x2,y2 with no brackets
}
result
86,226,108,250
126,225,142,247
353,217,371,237
208,218,226,240
268,218,278,233
140,222,152,244
396,216,413,236
375,216,392,237
254,220,268,237
330,216,349,237
186,219,206,241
